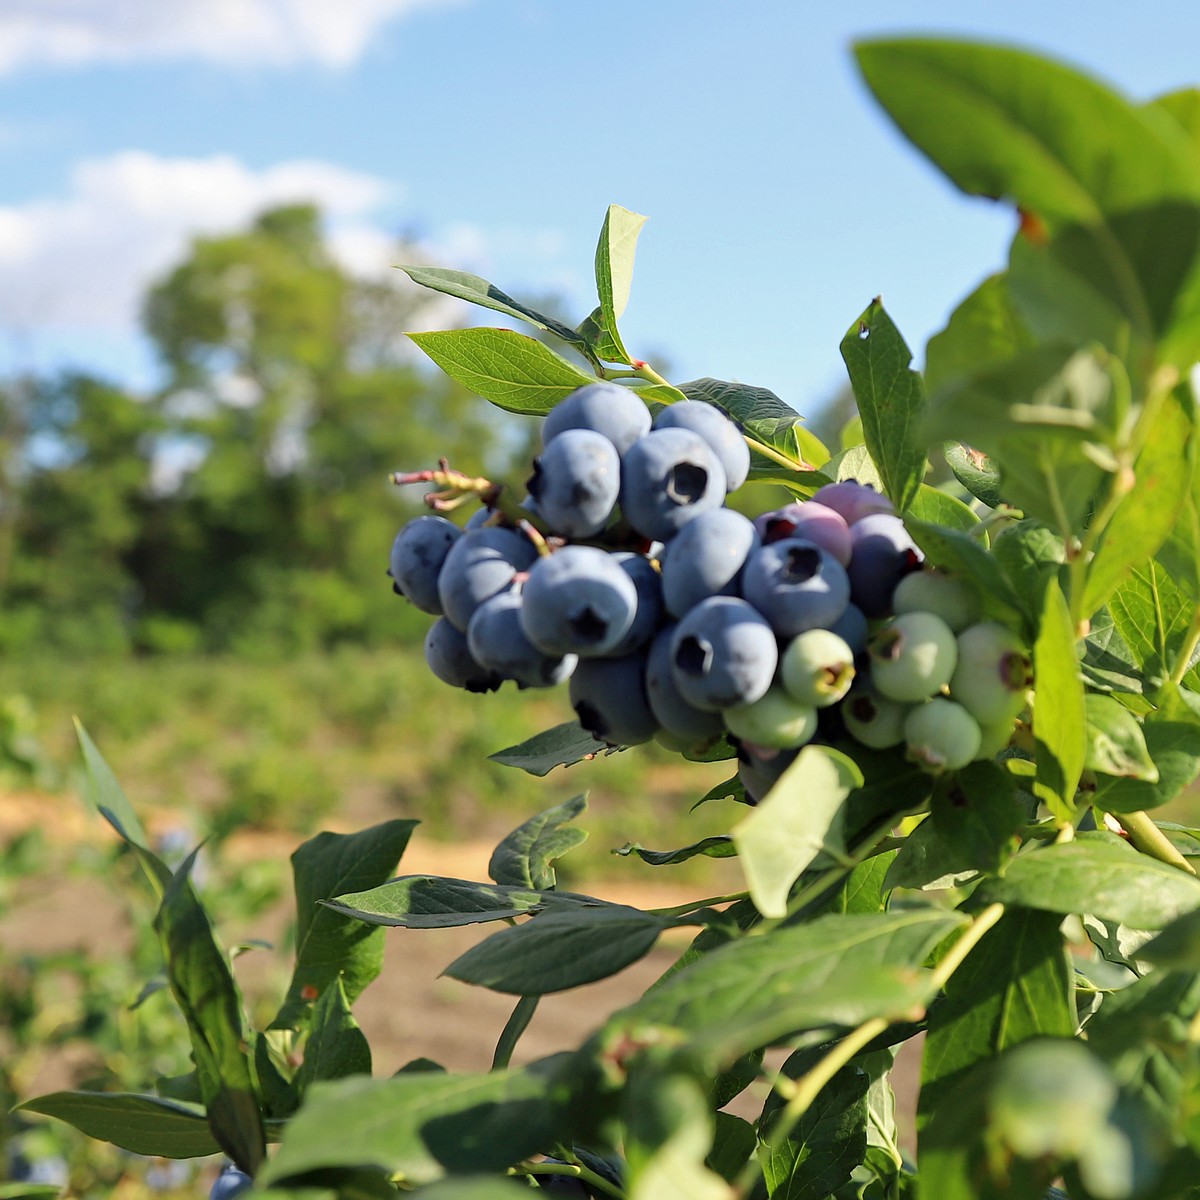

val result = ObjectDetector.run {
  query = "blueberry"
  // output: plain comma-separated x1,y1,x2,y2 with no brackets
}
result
904,698,982,773
210,1165,253,1200
723,686,818,750
467,588,577,688
607,551,666,656
653,400,750,491
659,508,759,618
526,427,621,538
570,650,659,746
780,627,856,708
868,611,958,703
519,545,638,657
811,479,895,524
846,513,923,618
841,687,911,749
542,381,652,456
828,603,869,654
670,596,778,712
738,744,799,804
752,500,852,565
424,617,504,692
949,622,1032,725
388,515,462,614
437,526,538,631
644,624,728,744
893,569,981,633
740,538,850,638
619,427,728,541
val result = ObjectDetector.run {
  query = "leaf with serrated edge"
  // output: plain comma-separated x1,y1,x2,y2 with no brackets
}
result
488,794,587,890
733,746,861,918
408,328,597,415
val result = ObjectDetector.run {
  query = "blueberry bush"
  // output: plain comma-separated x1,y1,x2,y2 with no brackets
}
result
17,35,1200,1200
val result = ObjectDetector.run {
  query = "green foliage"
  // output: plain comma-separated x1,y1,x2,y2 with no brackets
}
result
21,33,1200,1200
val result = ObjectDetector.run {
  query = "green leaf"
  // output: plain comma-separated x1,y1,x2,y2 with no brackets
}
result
74,720,172,895
445,905,669,995
928,762,1025,876
918,909,1074,1131
0,1187,62,1200
1109,559,1200,688
839,298,927,512
707,1112,757,1182
1032,580,1087,820
614,836,737,867
1093,695,1200,812
409,1180,533,1199
883,816,978,893
991,520,1066,637
272,820,417,1030
943,442,1005,509
924,273,1034,400
678,377,826,483
488,794,587,890
732,745,862,918
758,1061,869,1200
592,204,647,365
259,1066,568,1187
980,837,1200,927
1138,908,1200,970
294,977,371,1095
488,721,609,776
1082,384,1197,615
603,909,966,1073
396,266,584,345
905,485,979,533
327,875,596,928
17,1092,222,1159
1084,694,1159,781
154,850,265,1174
407,328,598,415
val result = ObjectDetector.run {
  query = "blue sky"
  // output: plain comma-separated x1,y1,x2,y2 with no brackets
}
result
2,1,1199,427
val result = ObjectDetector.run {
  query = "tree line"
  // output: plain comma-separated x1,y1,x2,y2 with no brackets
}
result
0,205,530,658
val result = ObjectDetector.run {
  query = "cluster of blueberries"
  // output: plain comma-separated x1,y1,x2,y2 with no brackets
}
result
388,382,1031,800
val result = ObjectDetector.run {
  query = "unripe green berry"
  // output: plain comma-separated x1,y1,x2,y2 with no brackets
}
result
950,622,1032,725
723,686,818,750
868,611,958,703
904,697,982,773
780,628,856,708
893,569,981,633
973,715,1018,761
841,687,911,749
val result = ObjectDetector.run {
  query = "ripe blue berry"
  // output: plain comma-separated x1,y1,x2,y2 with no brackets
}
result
644,624,727,744
210,1166,253,1200
868,611,958,703
670,596,778,711
659,508,758,617
542,381,651,455
425,617,504,692
570,650,658,746
846,513,923,618
520,545,638,657
619,427,727,541
527,427,621,537
389,515,462,614
741,538,851,637
607,551,665,656
653,400,750,490
467,588,577,688
437,526,537,631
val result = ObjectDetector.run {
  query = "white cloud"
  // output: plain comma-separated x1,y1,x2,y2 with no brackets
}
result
0,0,467,74
0,150,394,331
